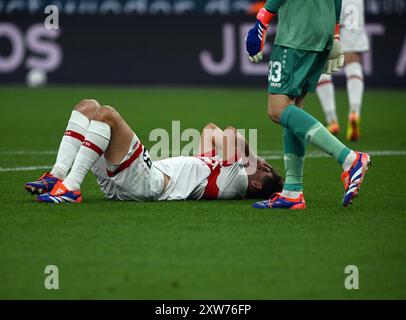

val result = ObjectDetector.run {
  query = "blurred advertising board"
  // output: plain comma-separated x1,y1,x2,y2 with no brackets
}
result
0,14,405,87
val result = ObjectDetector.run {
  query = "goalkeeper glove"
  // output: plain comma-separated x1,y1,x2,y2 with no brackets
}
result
245,7,275,63
324,24,345,74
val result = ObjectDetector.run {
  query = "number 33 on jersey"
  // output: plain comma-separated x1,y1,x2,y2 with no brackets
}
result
267,45,331,97
268,60,282,87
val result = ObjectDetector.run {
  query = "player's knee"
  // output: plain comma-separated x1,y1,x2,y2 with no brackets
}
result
267,94,293,123
268,99,290,123
93,106,120,126
267,107,281,123
74,99,101,118
75,98,100,110
344,52,361,65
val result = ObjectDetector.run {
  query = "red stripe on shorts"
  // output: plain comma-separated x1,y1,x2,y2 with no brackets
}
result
82,140,104,156
106,142,143,177
64,130,85,142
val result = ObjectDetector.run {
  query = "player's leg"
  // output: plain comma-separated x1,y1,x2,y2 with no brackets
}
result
52,99,101,178
289,47,370,206
340,0,369,141
316,74,340,134
344,52,364,141
64,106,133,189
37,105,134,203
269,92,372,207
258,47,369,208
24,99,101,195
269,93,358,167
253,94,307,209
269,94,351,160
280,93,306,200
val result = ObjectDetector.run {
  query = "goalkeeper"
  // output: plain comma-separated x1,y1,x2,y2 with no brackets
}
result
246,0,371,209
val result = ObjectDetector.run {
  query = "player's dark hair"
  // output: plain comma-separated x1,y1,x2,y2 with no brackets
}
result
257,168,284,199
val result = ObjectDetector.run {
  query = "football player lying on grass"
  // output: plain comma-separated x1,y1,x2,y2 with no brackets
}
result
25,99,283,203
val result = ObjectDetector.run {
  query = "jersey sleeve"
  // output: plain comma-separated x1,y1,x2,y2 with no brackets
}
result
334,0,342,23
264,0,286,13
217,161,248,200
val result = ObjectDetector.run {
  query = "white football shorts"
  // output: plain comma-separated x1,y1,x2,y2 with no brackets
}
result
91,134,164,201
340,0,370,52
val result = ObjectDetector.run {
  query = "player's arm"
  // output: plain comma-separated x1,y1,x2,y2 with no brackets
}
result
245,0,285,63
198,123,246,162
334,0,342,41
264,0,285,12
197,123,271,172
197,123,224,157
335,0,342,24
324,0,345,74
222,126,272,173
198,123,244,161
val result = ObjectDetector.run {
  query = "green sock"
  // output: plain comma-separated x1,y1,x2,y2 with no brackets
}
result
280,105,351,165
283,128,305,192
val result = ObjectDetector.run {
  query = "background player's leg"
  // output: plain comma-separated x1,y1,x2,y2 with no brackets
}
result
63,105,133,191
268,94,356,171
316,74,340,134
280,94,307,199
344,52,364,141
51,99,100,179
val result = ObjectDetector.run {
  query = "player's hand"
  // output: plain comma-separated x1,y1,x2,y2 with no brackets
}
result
324,25,345,75
256,156,272,173
246,21,267,63
324,39,345,74
245,8,275,63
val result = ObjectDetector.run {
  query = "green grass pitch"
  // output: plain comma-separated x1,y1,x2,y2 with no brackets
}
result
0,86,405,299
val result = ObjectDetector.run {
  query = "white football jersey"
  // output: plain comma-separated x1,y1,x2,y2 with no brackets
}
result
91,135,249,202
154,155,248,201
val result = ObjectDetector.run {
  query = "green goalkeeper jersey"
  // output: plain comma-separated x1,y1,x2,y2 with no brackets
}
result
265,0,342,52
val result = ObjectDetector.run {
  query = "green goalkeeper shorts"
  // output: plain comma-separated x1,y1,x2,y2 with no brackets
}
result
268,45,330,97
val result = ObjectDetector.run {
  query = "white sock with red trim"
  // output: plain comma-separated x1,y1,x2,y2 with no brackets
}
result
63,120,111,191
316,74,338,124
280,190,303,199
345,62,364,117
51,110,90,179
342,150,357,172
